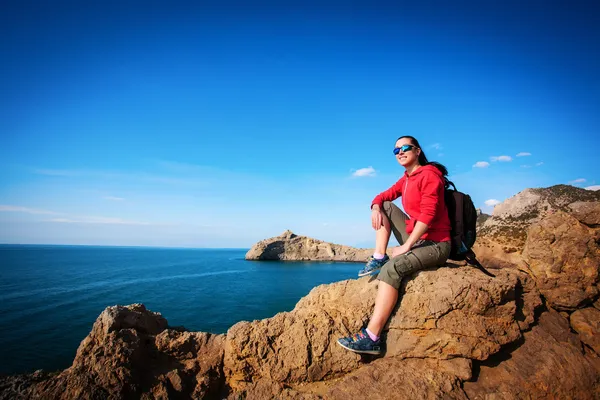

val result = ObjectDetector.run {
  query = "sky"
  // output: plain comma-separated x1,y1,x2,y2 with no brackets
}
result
1,0,599,248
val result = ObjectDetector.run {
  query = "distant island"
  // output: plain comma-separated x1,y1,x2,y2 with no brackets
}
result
245,229,375,262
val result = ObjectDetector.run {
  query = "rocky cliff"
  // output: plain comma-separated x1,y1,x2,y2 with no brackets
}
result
2,185,600,399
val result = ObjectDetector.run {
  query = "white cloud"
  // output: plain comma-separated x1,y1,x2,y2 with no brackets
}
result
31,166,205,186
1,204,149,225
473,161,490,168
490,155,513,162
535,162,544,166
569,178,586,184
484,199,501,206
103,196,125,201
0,205,60,215
585,185,600,191
429,143,442,150
32,168,83,177
352,166,376,177
46,216,150,225
516,152,532,157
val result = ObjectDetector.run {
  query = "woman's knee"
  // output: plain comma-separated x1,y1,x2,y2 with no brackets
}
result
382,201,394,217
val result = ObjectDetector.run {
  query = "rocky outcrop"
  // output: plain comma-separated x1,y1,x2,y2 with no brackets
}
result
20,304,226,400
463,310,600,400
522,211,599,310
245,230,374,261
224,267,540,395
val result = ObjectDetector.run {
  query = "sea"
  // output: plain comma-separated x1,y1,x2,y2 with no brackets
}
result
0,244,361,375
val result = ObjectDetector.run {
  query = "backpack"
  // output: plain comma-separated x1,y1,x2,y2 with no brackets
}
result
444,180,495,277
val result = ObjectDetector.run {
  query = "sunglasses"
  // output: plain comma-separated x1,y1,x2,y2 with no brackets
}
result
393,144,417,155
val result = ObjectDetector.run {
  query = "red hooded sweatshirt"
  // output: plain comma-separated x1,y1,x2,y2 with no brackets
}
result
371,164,451,242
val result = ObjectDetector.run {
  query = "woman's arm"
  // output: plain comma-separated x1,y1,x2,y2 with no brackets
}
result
392,221,428,256
370,177,404,210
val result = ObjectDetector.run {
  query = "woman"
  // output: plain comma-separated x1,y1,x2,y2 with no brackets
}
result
337,135,451,355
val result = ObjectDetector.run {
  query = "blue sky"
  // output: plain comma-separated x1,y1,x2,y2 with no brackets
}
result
1,1,599,248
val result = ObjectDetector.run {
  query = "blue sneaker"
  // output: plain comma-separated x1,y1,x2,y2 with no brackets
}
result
337,328,382,355
358,255,389,277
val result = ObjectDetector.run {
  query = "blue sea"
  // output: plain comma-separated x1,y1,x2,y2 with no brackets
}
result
0,244,361,375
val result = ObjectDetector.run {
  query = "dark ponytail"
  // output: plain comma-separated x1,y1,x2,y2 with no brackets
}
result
396,135,449,179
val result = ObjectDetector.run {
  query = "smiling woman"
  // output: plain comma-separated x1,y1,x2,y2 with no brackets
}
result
337,135,452,355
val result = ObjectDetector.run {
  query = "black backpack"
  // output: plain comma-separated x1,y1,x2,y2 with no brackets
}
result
444,180,495,277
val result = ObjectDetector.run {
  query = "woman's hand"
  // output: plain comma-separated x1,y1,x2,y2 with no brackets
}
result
371,206,383,230
392,243,411,257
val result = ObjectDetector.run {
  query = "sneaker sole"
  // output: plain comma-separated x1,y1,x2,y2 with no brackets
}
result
336,339,381,355
357,268,381,278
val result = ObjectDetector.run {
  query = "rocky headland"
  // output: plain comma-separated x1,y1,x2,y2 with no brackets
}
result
245,229,374,262
1,184,599,399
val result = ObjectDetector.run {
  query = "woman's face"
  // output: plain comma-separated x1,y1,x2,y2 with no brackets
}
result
394,138,420,168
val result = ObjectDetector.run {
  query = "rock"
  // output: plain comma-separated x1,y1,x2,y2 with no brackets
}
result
568,201,600,227
463,310,600,399
223,266,540,391
0,370,55,400
223,279,376,391
522,211,600,310
245,230,374,261
384,268,539,360
227,380,322,400
476,208,491,228
326,358,471,399
32,304,225,399
571,307,600,354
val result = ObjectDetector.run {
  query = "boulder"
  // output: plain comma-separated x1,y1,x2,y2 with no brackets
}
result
33,304,225,399
385,268,539,360
568,201,600,227
463,310,600,399
522,211,600,310
570,307,600,355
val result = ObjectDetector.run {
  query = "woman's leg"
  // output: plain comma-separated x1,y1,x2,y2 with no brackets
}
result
369,241,451,335
339,241,450,354
366,280,398,336
378,201,409,252
374,211,393,255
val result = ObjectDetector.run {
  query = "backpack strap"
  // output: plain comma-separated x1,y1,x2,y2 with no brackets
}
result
445,179,457,191
464,249,496,278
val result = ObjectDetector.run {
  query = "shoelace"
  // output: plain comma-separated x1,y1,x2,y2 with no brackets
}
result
351,331,366,342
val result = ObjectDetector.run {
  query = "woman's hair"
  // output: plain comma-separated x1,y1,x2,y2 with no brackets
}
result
396,135,448,177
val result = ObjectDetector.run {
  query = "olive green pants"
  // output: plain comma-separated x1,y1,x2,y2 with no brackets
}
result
378,201,451,289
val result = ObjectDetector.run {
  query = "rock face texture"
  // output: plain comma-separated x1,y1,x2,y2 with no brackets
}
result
522,211,600,310
463,310,600,400
245,230,375,262
571,307,600,354
2,185,600,399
